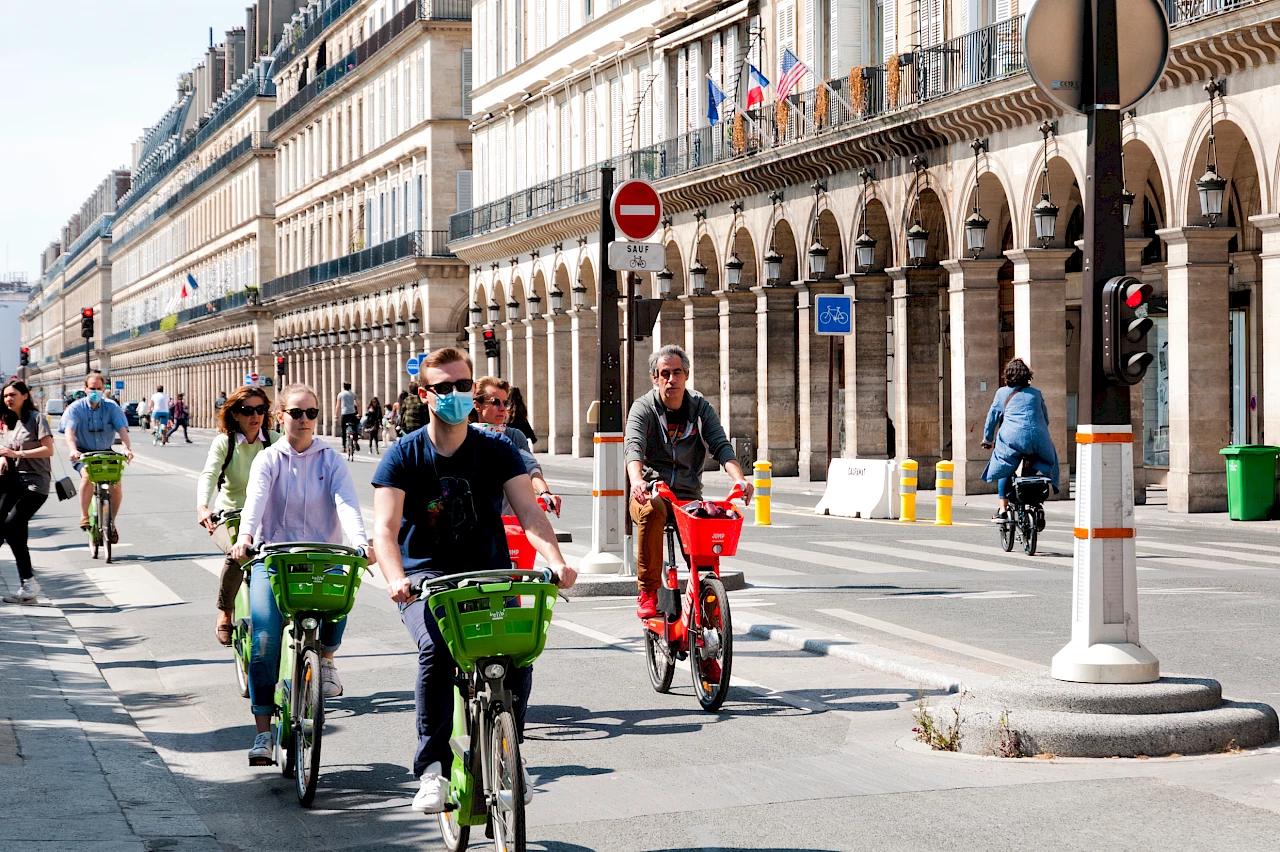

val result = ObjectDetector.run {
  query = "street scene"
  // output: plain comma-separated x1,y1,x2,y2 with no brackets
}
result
8,0,1280,850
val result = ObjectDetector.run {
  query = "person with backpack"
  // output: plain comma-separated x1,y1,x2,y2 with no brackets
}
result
170,393,193,443
399,382,428,434
196,386,281,645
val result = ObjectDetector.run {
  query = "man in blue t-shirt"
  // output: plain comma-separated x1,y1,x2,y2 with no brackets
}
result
371,346,576,815
60,372,133,536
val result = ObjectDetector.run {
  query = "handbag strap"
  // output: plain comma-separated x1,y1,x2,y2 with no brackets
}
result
1001,385,1024,412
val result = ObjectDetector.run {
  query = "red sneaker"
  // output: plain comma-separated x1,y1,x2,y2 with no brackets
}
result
636,590,659,619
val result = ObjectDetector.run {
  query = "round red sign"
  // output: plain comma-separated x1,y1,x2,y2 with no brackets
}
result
610,180,662,242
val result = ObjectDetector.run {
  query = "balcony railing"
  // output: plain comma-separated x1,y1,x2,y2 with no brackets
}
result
260,230,453,300
1165,0,1257,25
276,0,362,63
61,342,88,360
909,15,1025,103
105,289,254,347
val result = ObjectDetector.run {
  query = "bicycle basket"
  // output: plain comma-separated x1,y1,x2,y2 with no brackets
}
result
1013,476,1052,506
429,580,556,672
672,500,744,559
83,454,126,485
502,516,537,571
264,550,366,617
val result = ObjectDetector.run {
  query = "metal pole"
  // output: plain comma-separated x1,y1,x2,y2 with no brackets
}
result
826,336,835,464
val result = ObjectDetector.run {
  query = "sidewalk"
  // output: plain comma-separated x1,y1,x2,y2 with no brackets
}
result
0,569,221,851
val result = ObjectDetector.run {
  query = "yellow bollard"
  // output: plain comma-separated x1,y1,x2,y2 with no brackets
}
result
935,460,954,526
753,460,772,526
900,458,918,522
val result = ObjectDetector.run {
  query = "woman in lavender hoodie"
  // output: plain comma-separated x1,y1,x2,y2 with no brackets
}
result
231,383,374,765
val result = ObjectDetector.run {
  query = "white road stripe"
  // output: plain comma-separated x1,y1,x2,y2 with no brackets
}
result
818,607,1045,671
824,540,1041,573
85,565,183,608
908,538,1071,566
1139,539,1280,566
1138,555,1266,572
736,541,927,574
1138,587,1243,595
1202,540,1280,556
860,589,1033,601
721,557,804,576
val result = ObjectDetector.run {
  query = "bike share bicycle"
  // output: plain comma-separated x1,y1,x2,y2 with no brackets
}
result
81,450,127,562
345,421,359,462
642,480,745,711
997,467,1052,556
407,566,559,852
238,540,368,806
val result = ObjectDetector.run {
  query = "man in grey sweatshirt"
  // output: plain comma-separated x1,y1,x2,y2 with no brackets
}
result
624,345,754,618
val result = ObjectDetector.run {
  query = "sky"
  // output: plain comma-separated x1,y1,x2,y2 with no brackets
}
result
0,0,255,281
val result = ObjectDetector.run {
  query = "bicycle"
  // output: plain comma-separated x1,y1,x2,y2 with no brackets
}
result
241,541,368,807
210,509,251,697
82,451,127,563
344,421,359,463
642,481,745,712
407,567,559,852
152,413,169,445
998,474,1051,556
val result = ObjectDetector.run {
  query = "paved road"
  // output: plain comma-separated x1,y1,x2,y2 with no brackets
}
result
11,429,1280,851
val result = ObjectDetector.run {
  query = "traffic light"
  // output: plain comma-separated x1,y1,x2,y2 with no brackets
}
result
80,307,95,339
1101,275,1155,385
19,347,30,366
630,296,663,341
482,328,500,359
276,355,287,377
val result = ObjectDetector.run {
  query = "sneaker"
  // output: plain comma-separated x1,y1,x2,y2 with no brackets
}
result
521,758,534,805
321,658,343,697
109,525,119,545
412,761,447,813
2,579,41,605
636,589,659,619
248,732,273,765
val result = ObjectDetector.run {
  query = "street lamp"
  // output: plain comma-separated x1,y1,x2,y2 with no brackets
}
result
724,253,744,289
382,321,393,338
764,245,783,283
1065,318,1075,347
507,298,520,321
907,156,929,265
328,330,339,345
469,303,483,325
855,168,877,273
550,288,565,313
487,302,500,324
395,319,407,336
339,328,350,344
572,281,586,309
361,326,372,342
1122,188,1136,229
656,267,673,298
688,258,708,294
1034,122,1058,247
965,139,989,259
1199,79,1227,225
409,315,420,334
528,292,542,317
371,323,382,340
808,240,829,279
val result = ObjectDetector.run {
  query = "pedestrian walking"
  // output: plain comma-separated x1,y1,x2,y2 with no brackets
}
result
170,393,193,443
214,390,228,412
364,397,383,454
399,382,428,434
506,386,537,445
0,380,55,605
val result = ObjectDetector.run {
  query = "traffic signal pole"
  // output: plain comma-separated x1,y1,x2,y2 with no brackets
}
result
1050,0,1159,683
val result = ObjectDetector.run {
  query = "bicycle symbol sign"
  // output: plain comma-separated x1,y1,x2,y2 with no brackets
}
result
814,294,853,336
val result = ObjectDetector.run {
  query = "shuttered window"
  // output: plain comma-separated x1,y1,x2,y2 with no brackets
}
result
584,89,596,164
610,77,623,156
638,65,652,147
535,110,548,182
560,99,572,174
461,50,473,117
457,170,473,212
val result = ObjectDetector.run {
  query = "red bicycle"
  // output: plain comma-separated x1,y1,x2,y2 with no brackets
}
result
642,481,745,711
502,493,557,571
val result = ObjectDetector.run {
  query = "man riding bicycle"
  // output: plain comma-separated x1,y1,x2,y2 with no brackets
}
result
61,372,134,539
370,347,576,815
150,385,171,443
625,345,753,619
335,382,360,453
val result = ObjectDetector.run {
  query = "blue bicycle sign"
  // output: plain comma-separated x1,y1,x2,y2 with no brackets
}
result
814,294,853,335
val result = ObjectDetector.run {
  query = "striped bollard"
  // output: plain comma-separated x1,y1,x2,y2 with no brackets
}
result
900,458,918,522
935,460,954,526
753,460,772,526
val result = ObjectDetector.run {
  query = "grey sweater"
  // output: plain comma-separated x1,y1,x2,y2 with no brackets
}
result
624,389,737,500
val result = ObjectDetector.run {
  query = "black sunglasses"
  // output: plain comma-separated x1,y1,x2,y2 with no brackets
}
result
234,404,270,416
424,379,475,395
285,407,320,421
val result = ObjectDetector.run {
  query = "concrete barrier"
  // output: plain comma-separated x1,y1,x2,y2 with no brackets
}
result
813,458,900,519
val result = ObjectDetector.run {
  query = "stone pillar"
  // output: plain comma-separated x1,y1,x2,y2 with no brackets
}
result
1250,213,1280,445
1007,248,1073,499
716,288,757,460
755,283,799,477
504,319,526,385
525,314,549,444
569,306,597,458
888,266,943,489
797,279,842,478
1157,227,1236,513
546,312,573,454
837,272,891,458
942,259,1004,495
680,293,720,401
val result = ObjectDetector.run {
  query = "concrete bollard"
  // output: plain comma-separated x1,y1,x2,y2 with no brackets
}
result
935,460,954,526
900,458,918,522
753,460,772,526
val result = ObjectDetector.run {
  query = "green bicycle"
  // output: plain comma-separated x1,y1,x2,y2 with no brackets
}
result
81,451,126,563
243,542,367,807
408,567,559,852
209,509,251,697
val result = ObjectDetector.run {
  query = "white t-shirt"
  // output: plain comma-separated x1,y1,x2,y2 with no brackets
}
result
151,391,171,415
337,390,357,416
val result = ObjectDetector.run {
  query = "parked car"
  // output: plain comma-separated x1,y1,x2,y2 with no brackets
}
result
123,401,140,427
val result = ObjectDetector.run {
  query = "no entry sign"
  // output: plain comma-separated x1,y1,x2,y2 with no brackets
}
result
610,180,662,241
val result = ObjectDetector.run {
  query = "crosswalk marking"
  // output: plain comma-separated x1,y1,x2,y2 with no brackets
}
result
84,565,183,608
1137,587,1243,595
736,541,927,574
818,608,1045,671
860,589,1033,600
907,539,1072,567
1138,540,1280,567
824,540,1041,573
722,557,804,576
1202,540,1280,556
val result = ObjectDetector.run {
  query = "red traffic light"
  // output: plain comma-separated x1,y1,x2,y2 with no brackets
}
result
482,329,496,342
20,347,29,355
82,308,94,318
1123,280,1153,309
276,356,285,364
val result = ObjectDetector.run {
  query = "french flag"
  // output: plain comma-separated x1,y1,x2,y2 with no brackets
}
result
746,65,770,108
181,272,199,299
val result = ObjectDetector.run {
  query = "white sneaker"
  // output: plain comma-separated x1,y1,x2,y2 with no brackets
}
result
2,580,40,605
412,761,447,813
321,658,343,697
521,758,533,804
248,732,273,765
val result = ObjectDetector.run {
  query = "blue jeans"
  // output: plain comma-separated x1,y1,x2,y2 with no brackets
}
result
248,560,347,716
997,477,1012,499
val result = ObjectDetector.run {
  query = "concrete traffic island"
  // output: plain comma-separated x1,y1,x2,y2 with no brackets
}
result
956,671,1279,758
564,570,745,598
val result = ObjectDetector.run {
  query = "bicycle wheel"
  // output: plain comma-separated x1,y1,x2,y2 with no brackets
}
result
1023,514,1038,557
89,494,100,560
232,625,250,698
294,649,324,806
999,512,1015,552
102,495,113,564
439,806,470,852
644,628,675,693
690,577,733,712
488,708,525,852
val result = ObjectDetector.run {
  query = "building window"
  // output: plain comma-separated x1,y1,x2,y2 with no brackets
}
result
457,170,473,211
462,50,473,117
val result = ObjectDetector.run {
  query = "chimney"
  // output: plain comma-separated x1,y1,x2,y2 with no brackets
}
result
206,45,225,104
225,28,247,85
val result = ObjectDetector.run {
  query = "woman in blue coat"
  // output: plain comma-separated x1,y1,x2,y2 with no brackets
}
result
981,358,1059,517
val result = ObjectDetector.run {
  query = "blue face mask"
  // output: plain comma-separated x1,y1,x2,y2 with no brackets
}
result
431,390,474,425
88,390,103,404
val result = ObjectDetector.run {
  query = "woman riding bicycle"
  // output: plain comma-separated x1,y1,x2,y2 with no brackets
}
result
230,383,374,765
981,358,1060,518
471,377,561,517
197,385,282,646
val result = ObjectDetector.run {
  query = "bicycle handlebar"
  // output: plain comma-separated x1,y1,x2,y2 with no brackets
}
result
648,480,745,504
243,541,368,561
406,567,559,602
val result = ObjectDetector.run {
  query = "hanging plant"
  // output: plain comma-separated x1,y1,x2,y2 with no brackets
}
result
776,99,790,139
815,84,829,130
849,67,867,116
733,113,747,156
887,55,901,111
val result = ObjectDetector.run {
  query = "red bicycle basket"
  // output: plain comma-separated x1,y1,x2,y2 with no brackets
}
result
672,501,744,559
503,516,537,570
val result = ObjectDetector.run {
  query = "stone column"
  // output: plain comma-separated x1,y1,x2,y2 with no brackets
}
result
755,283,800,477
546,312,573,454
680,293,720,401
888,266,943,489
837,272,890,458
942,259,1004,495
716,288,757,460
1250,213,1280,445
797,279,842,478
1007,248,1073,499
504,319,526,385
1157,227,1236,513
525,314,549,444
569,306,597,458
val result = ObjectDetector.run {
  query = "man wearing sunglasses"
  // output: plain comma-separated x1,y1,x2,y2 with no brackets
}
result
370,347,577,815
61,372,134,538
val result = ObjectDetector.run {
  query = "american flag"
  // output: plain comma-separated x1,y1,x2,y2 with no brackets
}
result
777,49,808,101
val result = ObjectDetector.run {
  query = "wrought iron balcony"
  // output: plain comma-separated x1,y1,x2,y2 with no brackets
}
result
104,289,253,347
1165,0,1258,26
260,230,454,301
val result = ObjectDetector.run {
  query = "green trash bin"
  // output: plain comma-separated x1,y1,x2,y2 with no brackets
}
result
1219,445,1280,521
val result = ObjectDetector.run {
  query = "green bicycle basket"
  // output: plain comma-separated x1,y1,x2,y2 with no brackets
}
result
83,454,126,485
264,549,367,617
429,580,557,672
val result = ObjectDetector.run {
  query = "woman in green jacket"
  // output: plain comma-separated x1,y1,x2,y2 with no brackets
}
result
197,386,282,645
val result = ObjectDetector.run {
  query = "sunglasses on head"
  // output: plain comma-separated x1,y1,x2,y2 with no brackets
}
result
424,379,475,395
285,407,321,421
234,403,270,416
